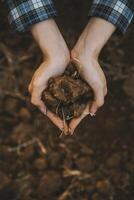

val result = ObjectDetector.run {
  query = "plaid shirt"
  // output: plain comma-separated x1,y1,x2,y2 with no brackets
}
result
4,0,134,33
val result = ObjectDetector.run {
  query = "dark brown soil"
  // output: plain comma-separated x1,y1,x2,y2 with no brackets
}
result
42,64,93,120
0,0,134,200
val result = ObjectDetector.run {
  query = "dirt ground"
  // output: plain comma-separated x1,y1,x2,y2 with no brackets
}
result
0,0,134,200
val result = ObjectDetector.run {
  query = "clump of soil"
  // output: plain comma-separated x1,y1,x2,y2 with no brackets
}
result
42,64,93,121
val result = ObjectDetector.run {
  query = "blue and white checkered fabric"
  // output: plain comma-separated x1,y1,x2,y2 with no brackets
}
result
4,0,134,33
5,0,57,32
89,0,134,33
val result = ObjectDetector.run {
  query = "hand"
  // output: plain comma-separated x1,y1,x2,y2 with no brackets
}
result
28,57,70,132
68,54,107,134
68,17,116,134
29,19,70,132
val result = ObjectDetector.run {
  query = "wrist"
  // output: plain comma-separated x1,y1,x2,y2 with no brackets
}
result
31,19,69,57
71,17,116,62
43,50,70,68
71,44,100,64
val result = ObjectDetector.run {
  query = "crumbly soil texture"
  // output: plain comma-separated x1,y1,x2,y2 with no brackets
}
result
42,64,93,121
0,1,134,200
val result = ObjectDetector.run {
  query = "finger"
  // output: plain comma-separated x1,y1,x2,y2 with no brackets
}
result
104,86,108,96
69,104,89,135
32,93,68,132
28,75,35,94
30,84,46,114
28,84,32,93
31,91,68,132
46,110,68,133
30,79,69,133
89,86,104,114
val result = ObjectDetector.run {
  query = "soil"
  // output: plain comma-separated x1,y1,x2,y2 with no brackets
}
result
0,0,134,200
42,64,93,120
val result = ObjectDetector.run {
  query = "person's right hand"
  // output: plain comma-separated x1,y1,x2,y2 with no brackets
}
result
28,55,70,132
29,19,70,133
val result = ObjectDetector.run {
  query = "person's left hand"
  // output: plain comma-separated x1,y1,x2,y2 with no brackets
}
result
67,17,116,135
68,52,107,135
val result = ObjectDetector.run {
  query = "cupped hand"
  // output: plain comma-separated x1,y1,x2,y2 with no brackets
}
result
28,55,70,133
29,19,71,133
67,17,115,134
68,51,107,134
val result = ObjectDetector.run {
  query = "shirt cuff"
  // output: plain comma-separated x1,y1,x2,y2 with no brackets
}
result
89,0,133,33
6,0,57,32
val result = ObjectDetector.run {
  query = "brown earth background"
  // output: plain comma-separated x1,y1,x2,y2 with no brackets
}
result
0,0,134,200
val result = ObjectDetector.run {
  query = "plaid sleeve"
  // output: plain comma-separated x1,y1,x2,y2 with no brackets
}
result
89,0,134,33
5,0,57,32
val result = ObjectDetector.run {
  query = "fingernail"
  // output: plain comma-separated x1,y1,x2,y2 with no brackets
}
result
70,129,74,135
68,129,71,135
68,128,72,135
89,112,96,117
40,107,46,115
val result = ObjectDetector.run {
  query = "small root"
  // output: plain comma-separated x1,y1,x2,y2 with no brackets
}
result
58,190,71,200
8,138,37,153
56,100,61,115
72,57,83,75
59,129,64,138
2,91,28,102
34,137,47,154
63,168,92,179
8,137,47,155
59,108,69,138
61,107,69,135
63,168,82,177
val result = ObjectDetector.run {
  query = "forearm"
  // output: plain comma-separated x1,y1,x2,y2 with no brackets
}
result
89,0,134,34
72,17,116,60
5,0,57,32
82,17,116,57
30,19,69,62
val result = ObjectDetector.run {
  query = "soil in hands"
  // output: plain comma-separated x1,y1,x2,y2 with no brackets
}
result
42,64,93,121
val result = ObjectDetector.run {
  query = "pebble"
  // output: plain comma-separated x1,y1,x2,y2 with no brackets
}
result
49,151,62,167
75,156,95,172
34,158,47,170
105,153,121,168
4,98,20,114
126,162,134,173
0,171,11,190
21,145,34,160
10,123,35,142
96,179,111,194
38,171,62,197
18,107,31,120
